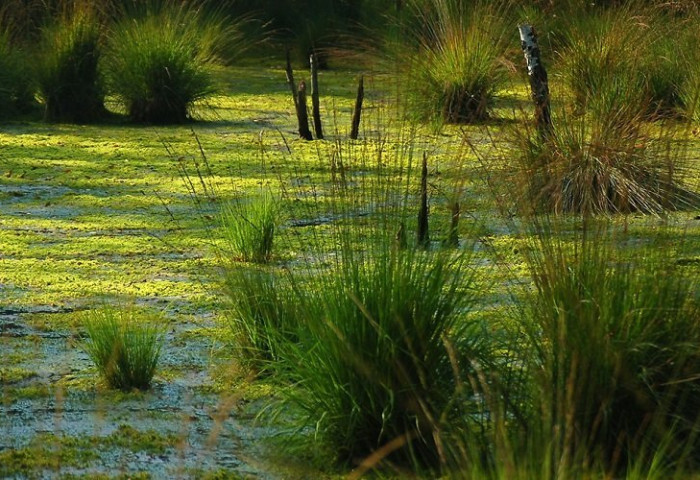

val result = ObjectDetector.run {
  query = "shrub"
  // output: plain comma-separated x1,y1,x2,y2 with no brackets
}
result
406,1,510,124
36,8,105,123
219,190,280,264
520,222,700,472
81,307,165,391
105,2,243,123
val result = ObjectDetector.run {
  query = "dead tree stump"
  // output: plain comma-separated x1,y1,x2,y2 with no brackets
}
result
417,152,430,248
518,24,552,141
310,53,324,140
350,75,364,140
297,81,313,141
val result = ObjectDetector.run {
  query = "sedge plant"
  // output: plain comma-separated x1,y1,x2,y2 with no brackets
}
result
405,0,511,124
220,266,298,373
269,237,494,469
511,100,699,215
36,5,106,122
105,1,246,123
0,29,35,117
518,219,700,475
218,189,281,264
81,306,165,391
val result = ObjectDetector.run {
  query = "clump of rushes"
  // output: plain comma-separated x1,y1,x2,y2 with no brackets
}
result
36,7,105,122
275,243,491,468
219,189,280,264
105,1,242,123
406,0,510,124
81,307,165,391
557,7,647,119
220,267,297,372
558,6,693,119
514,106,699,214
0,30,35,117
520,221,700,473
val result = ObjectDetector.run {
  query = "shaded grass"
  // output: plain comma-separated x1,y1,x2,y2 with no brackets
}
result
36,6,106,123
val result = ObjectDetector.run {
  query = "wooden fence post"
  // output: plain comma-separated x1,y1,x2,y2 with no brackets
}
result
518,24,552,140
350,75,364,140
310,53,324,140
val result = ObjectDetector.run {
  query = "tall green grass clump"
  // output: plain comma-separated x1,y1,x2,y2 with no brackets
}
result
105,2,242,123
272,242,492,469
0,30,35,117
520,221,700,473
219,190,280,264
36,7,105,122
558,6,694,119
221,266,298,372
406,0,510,124
81,307,165,391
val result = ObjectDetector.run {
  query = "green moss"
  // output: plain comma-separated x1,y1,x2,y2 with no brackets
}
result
0,434,98,477
103,424,177,455
0,367,37,384
4,384,52,399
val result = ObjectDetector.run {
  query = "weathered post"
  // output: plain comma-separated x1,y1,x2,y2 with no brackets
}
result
310,53,324,140
394,222,407,251
350,75,364,140
417,152,430,248
446,201,460,247
518,24,552,141
297,81,313,141
285,49,297,108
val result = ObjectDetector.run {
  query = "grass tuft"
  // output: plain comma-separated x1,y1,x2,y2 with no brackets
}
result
405,0,510,124
81,306,165,391
520,220,700,473
105,1,245,123
36,6,105,123
219,189,281,264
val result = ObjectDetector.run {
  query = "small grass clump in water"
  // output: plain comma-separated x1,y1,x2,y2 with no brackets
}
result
219,189,280,264
105,1,243,123
81,307,165,391
36,6,105,123
405,0,510,124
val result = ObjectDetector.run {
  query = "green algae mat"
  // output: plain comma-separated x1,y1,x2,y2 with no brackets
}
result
1,64,700,479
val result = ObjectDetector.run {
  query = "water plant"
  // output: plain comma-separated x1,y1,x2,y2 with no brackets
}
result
220,266,298,372
405,0,510,124
511,104,698,215
518,219,700,474
81,306,165,391
105,1,244,123
219,189,280,264
36,6,105,122
268,239,493,469
557,5,695,119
